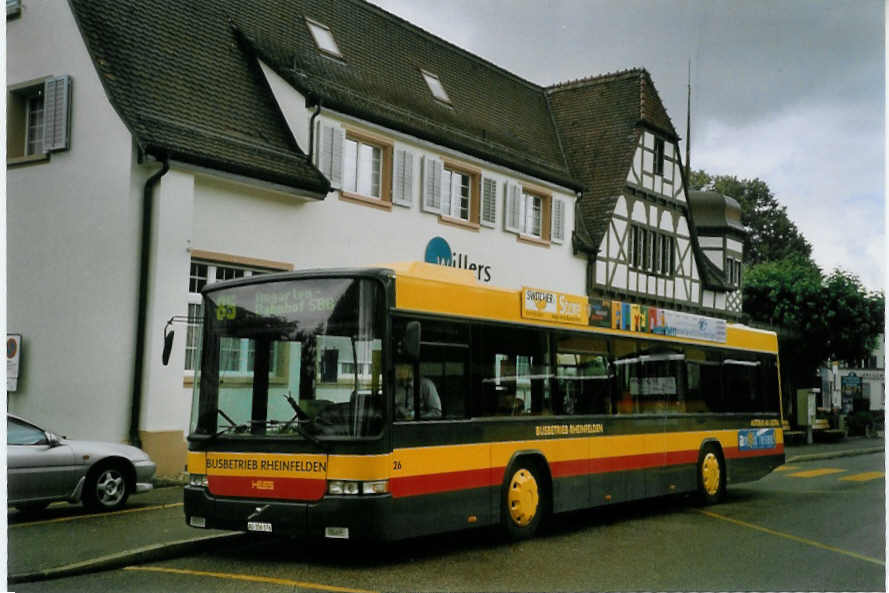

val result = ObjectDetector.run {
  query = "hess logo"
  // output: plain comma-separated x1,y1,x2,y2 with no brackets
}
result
251,480,275,491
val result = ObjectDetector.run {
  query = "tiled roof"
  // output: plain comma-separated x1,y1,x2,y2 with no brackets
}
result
547,69,678,251
67,0,578,193
68,0,331,195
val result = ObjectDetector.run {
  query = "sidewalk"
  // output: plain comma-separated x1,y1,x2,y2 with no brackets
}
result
7,485,242,585
8,436,885,585
784,435,884,463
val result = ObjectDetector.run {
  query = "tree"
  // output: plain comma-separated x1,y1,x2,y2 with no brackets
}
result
689,170,813,266
742,256,885,394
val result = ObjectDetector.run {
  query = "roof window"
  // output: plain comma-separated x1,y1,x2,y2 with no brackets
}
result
421,70,451,105
306,18,342,59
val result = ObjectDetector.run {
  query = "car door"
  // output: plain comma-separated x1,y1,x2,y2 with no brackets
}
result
7,416,78,503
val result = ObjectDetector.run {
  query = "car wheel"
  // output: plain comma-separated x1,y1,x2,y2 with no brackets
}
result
697,445,726,505
84,461,130,511
15,501,49,514
501,460,546,540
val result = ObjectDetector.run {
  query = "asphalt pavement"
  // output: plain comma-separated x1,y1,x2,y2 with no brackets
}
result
7,436,885,585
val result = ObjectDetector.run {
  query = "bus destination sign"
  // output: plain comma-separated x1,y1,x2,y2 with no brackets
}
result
521,288,589,326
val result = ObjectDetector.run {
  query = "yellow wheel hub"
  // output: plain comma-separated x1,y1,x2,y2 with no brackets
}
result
508,469,539,527
701,452,721,495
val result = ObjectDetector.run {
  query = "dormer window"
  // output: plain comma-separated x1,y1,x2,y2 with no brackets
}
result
421,70,451,105
306,18,343,59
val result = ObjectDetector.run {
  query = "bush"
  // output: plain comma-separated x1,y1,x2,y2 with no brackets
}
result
845,410,875,436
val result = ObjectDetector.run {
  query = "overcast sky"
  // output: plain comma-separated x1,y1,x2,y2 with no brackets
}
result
371,0,885,292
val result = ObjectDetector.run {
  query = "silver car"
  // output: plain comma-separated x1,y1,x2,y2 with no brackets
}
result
7,413,156,513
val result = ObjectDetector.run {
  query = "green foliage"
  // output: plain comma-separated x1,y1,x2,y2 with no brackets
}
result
689,170,813,266
743,257,885,387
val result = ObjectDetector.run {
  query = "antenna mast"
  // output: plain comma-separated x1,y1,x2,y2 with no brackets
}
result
685,60,691,184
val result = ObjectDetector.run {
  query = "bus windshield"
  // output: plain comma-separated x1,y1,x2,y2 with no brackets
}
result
190,276,384,440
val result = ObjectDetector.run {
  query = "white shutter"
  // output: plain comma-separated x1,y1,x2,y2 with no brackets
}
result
440,170,452,217
422,155,443,213
504,182,522,233
43,75,72,152
316,122,344,188
481,177,497,227
392,149,415,207
551,198,565,243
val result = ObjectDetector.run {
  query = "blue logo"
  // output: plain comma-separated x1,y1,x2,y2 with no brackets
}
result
738,429,776,451
424,236,452,265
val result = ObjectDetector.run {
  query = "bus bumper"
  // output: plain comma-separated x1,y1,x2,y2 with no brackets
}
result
184,486,394,540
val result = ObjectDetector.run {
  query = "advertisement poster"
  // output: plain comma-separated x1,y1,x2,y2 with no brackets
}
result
7,334,22,392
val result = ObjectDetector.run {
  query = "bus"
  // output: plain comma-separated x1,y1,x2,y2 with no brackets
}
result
182,262,784,541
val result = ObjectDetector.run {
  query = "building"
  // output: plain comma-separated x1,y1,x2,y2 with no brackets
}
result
7,0,743,473
820,334,885,414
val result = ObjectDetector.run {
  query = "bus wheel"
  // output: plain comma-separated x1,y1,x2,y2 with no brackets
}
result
501,461,544,540
697,445,725,505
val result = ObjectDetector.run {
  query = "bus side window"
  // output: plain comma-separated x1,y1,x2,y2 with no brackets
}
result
685,348,722,412
612,339,639,414
473,325,551,417
554,333,612,415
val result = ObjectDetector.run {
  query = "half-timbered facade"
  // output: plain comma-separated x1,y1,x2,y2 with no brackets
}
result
549,70,742,319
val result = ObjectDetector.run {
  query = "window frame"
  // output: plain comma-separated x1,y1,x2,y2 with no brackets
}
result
438,157,481,229
184,252,292,381
305,17,344,60
653,137,665,176
420,69,452,106
340,127,394,209
629,223,674,278
517,184,552,245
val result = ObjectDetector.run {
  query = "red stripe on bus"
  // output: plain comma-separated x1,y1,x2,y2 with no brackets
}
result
390,468,498,498
392,445,783,498
208,475,326,501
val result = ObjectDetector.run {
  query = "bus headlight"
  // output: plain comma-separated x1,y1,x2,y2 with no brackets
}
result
328,479,389,495
189,473,209,488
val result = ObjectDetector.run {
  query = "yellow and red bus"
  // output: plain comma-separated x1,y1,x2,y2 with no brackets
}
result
184,262,784,540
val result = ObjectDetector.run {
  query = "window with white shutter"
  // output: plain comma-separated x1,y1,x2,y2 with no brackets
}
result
480,177,497,227
7,75,72,161
392,149,415,207
504,183,522,233
551,198,565,243
7,0,20,18
422,156,443,213
316,122,345,189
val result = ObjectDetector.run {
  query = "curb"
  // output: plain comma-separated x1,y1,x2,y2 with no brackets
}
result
786,446,885,463
8,532,246,585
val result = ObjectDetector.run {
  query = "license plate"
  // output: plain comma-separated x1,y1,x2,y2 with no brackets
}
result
247,521,273,533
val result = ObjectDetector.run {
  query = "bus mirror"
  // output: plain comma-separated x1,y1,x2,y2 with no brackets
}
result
404,321,421,362
162,329,175,366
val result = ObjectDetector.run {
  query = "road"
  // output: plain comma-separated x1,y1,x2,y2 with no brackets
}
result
13,452,885,592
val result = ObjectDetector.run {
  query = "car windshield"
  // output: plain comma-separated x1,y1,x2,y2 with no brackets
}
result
190,277,384,440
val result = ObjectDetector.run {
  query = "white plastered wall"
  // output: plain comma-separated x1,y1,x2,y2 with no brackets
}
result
7,1,144,442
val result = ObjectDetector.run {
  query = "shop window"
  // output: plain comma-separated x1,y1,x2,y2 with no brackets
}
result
7,75,71,161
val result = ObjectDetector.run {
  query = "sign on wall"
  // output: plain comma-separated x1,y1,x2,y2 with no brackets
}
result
7,334,22,392
521,288,588,326
589,299,726,343
424,236,493,282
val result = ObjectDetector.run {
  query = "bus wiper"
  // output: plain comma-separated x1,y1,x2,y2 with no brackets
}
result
209,409,250,439
280,393,325,448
